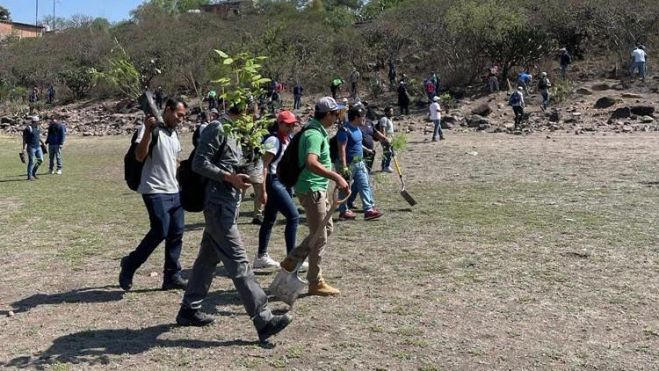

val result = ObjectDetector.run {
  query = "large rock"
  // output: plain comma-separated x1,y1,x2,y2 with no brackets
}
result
591,83,611,91
610,107,631,120
548,109,560,122
630,105,655,116
466,114,490,128
594,96,616,109
471,103,492,117
576,88,593,95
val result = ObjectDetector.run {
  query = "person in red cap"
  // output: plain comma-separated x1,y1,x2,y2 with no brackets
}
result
253,110,303,269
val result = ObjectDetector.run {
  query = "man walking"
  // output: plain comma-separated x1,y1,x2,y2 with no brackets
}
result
429,96,444,141
349,67,360,99
176,104,293,345
517,71,532,94
337,106,384,221
119,98,188,291
509,87,525,129
46,115,66,174
377,107,395,172
278,97,350,296
537,72,551,111
559,48,572,80
397,81,410,115
21,116,43,181
293,82,304,110
631,44,647,81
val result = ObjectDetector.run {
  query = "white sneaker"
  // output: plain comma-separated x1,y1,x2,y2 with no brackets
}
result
298,261,309,272
49,170,55,175
56,170,62,175
253,254,280,269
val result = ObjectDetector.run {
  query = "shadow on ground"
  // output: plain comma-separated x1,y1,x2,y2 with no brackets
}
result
9,286,160,313
1,324,259,368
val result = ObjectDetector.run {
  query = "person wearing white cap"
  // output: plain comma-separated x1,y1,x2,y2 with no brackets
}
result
429,96,444,141
278,96,350,297
21,115,44,181
508,87,525,129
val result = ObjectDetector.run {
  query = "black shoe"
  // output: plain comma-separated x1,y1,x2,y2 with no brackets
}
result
258,314,293,343
162,275,188,290
119,256,134,291
176,307,215,327
251,217,263,225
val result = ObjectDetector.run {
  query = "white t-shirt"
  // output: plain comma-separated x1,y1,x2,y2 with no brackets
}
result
429,102,442,121
263,135,288,174
632,48,646,63
378,116,394,137
137,128,182,194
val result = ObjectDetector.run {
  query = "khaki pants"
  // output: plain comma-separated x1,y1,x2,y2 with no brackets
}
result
284,191,333,283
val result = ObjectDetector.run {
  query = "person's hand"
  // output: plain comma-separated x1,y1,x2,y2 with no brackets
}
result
225,173,251,190
258,184,267,205
363,148,373,155
340,166,351,180
334,173,350,193
145,116,157,130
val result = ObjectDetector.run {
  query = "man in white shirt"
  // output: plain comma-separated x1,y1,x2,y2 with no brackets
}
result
631,45,647,81
376,107,395,172
429,96,444,141
119,98,188,292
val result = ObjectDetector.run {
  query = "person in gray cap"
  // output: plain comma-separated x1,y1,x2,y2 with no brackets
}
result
21,115,44,181
278,96,350,297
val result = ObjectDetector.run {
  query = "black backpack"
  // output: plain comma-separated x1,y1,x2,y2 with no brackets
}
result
277,126,323,188
124,126,159,192
329,125,348,164
178,125,226,212
178,148,205,212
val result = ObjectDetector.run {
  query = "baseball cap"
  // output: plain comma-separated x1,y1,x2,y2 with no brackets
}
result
30,115,40,122
348,106,365,118
314,96,346,113
277,110,298,125
433,96,441,102
209,108,220,115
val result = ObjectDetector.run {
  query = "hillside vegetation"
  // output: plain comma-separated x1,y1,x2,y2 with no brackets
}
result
1,0,658,106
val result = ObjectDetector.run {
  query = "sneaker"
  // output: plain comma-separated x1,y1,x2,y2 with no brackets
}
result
27,177,35,181
253,254,280,269
176,307,215,327
308,278,340,296
49,170,55,175
251,217,263,225
298,261,309,272
382,167,393,173
56,170,62,175
119,256,134,291
162,275,188,290
257,313,293,343
32,175,39,180
339,210,357,221
364,209,384,221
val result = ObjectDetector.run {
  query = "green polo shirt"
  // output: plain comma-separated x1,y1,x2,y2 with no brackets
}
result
295,119,331,194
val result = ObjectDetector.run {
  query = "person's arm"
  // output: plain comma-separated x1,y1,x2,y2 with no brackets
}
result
192,122,250,190
305,153,349,192
135,117,156,162
21,129,27,152
373,129,388,144
337,130,348,170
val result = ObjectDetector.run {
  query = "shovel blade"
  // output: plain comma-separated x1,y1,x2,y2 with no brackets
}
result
268,269,307,307
400,190,417,206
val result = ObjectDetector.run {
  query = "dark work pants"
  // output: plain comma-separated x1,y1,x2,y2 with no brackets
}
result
124,193,184,279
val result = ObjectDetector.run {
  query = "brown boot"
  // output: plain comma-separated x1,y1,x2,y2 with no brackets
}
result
280,257,297,273
308,278,340,296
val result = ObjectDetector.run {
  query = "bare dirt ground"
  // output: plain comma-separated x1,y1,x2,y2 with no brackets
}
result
1,128,659,370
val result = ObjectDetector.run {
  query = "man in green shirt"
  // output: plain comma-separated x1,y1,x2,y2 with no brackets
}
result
280,97,350,296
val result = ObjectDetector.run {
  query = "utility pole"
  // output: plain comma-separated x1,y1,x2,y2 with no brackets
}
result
35,0,39,29
52,0,56,30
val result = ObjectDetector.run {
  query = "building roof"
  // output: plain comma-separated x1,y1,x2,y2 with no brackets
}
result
0,20,46,30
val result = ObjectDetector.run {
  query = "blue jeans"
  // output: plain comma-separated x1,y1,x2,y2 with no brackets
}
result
294,95,302,110
48,144,63,171
381,143,392,170
540,90,550,109
124,193,184,278
258,174,299,256
560,65,568,79
27,146,43,178
340,161,375,213
432,119,443,140
632,62,646,79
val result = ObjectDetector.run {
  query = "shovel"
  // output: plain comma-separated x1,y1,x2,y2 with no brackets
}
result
390,148,417,207
269,187,349,306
